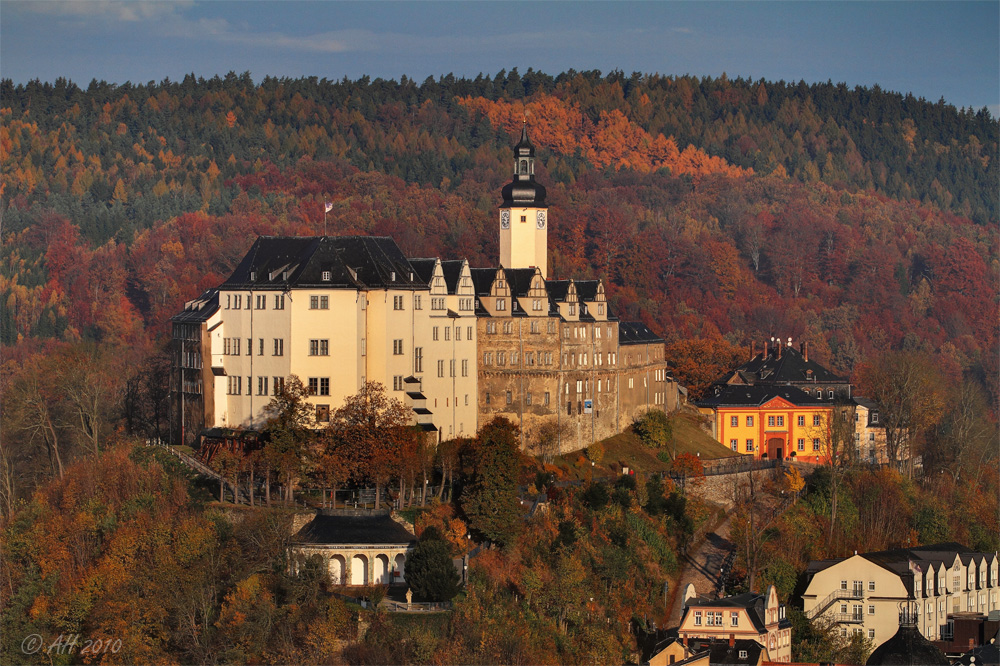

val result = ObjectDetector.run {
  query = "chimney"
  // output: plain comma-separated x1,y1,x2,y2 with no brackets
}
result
729,634,735,647
777,341,782,359
764,340,769,357
801,341,809,362
750,341,756,360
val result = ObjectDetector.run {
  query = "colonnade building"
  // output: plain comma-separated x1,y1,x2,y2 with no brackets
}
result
171,126,672,452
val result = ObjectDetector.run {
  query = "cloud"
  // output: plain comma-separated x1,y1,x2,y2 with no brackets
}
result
9,0,193,22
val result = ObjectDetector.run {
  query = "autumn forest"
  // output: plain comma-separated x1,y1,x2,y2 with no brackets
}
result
0,69,997,664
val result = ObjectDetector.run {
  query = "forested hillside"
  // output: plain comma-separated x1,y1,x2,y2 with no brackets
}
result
1,70,996,496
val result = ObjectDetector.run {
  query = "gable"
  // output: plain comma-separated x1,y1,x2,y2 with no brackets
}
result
761,396,796,410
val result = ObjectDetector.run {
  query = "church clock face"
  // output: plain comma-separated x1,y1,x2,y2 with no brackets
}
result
500,210,510,229
536,210,546,229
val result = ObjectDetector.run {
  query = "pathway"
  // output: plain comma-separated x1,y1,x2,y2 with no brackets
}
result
667,513,734,626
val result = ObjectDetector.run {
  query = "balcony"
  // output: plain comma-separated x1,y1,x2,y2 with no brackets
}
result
832,613,865,624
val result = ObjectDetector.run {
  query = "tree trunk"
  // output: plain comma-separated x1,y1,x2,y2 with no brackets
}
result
265,462,271,506
331,486,338,509
248,466,254,507
375,480,381,509
219,478,225,502
422,469,428,507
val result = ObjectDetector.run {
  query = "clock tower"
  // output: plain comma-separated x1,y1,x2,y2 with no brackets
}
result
499,123,549,277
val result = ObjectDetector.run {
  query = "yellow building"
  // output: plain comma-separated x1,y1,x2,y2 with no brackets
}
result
697,385,832,463
676,586,791,662
801,544,999,651
170,125,674,452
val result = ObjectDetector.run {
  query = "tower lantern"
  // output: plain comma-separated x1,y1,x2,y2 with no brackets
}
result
499,123,549,277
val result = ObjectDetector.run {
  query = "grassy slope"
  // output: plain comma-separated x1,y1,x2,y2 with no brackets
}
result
553,410,737,480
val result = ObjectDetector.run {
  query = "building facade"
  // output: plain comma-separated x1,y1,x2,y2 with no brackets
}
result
170,126,672,452
800,544,1000,650
677,586,791,662
696,385,833,463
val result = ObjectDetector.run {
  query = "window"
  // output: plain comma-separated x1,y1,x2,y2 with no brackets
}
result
731,416,739,427
739,650,747,660
746,439,754,452
526,393,532,406
413,295,422,309
485,392,490,405
433,327,439,341
868,629,875,639
258,338,264,355
234,294,241,309
455,326,461,341
544,392,550,406
361,338,366,356
776,416,784,426
871,412,879,424
233,338,241,355
444,327,451,341
316,405,330,422
438,360,445,377
496,298,506,311
694,611,702,626
869,581,876,591
273,376,284,395
813,414,822,426
273,338,284,356
467,326,473,339
812,438,820,451
256,294,266,309
449,360,455,377
392,375,403,391
414,347,423,373
321,270,331,281
310,295,329,309
731,612,739,627
797,415,805,426
798,438,805,451
461,359,468,377
576,380,583,393
869,605,875,615
320,378,330,396
828,390,834,399
747,416,754,427
505,391,512,405
246,338,251,355
307,378,319,395
393,295,404,310
520,214,526,222
309,339,329,356
841,580,848,590
503,321,513,334
730,439,738,451
393,339,404,355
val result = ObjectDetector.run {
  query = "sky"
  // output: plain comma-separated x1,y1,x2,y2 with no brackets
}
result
2,1,998,115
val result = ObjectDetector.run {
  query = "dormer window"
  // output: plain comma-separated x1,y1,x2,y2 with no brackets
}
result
871,412,879,424
391,271,396,282
250,271,257,281
322,271,331,281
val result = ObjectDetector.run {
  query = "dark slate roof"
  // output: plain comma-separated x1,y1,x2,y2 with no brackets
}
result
684,592,768,634
574,280,602,301
293,512,417,546
470,267,498,296
440,260,465,294
503,268,538,298
724,345,848,386
953,628,1000,666
620,321,664,346
866,624,949,665
545,279,573,302
407,258,437,285
697,384,827,408
501,125,548,208
222,236,427,291
675,639,766,666
171,289,220,323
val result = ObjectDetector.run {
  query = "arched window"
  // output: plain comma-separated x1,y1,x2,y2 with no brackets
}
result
519,159,528,174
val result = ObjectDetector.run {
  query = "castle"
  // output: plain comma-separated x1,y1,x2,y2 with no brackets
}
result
171,126,675,452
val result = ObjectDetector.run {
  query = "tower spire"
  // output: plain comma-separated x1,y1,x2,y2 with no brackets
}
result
498,124,549,277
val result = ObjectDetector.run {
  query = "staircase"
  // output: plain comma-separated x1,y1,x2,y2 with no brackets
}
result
149,441,250,503
806,588,865,619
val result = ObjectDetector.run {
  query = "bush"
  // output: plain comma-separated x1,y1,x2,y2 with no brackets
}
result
581,483,609,510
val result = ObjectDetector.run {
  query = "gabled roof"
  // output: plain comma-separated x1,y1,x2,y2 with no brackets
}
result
470,267,499,296
545,279,573,302
440,260,466,294
684,592,769,634
221,236,427,291
697,384,826,408
620,321,663,345
724,345,848,386
407,258,438,285
503,267,539,298
574,279,603,301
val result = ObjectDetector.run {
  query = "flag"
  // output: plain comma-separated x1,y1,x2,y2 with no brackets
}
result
324,202,333,212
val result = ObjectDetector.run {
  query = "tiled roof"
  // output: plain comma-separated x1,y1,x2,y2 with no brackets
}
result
221,236,427,291
171,289,220,323
440,260,465,294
